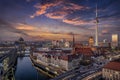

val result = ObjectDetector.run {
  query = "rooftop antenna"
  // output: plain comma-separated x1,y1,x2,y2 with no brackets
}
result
72,33,75,54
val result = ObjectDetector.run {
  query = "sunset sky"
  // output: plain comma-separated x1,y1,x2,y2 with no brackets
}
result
0,0,120,41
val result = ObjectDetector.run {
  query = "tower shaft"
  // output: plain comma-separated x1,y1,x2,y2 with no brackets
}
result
95,21,98,46
95,3,99,46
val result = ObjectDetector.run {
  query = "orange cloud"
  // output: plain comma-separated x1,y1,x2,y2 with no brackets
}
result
30,1,90,27
14,22,89,41
30,1,87,19
30,1,62,18
26,30,88,41
63,18,92,26
25,30,73,40
16,23,37,30
45,11,67,19
62,3,86,11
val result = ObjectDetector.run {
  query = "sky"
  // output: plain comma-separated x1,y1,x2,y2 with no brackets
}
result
0,0,120,42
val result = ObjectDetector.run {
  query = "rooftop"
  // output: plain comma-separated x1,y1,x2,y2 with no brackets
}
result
103,61,120,71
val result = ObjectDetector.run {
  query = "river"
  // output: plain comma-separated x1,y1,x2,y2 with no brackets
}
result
14,56,50,80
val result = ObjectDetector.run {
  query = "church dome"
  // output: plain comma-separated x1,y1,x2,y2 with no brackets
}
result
18,37,24,41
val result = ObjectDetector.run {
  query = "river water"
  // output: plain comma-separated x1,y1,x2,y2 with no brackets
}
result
15,56,50,80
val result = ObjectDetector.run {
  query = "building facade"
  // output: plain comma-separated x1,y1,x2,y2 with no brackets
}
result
89,36,94,47
33,50,82,71
102,61,120,80
112,34,119,48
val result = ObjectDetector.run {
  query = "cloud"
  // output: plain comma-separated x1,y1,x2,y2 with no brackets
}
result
45,11,67,19
0,19,29,40
101,29,109,34
0,19,20,33
30,0,91,27
62,3,87,11
30,0,87,19
0,17,104,41
63,17,93,26
16,23,37,31
30,1,62,18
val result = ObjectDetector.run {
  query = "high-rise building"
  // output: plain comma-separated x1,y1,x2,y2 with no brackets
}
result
89,36,94,47
112,34,119,47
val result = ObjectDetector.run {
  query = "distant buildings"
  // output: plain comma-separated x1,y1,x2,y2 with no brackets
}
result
52,40,60,47
102,61,120,80
52,40,71,48
32,34,93,72
32,43,93,71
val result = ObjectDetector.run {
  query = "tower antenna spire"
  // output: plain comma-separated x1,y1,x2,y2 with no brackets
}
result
96,3,98,18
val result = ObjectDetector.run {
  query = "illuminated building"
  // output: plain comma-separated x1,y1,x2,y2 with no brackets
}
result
112,34,119,47
88,36,94,47
64,41,70,48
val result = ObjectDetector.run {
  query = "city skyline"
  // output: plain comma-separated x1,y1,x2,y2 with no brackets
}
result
0,0,120,41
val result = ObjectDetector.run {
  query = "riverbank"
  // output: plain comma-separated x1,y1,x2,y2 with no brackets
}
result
30,55,57,78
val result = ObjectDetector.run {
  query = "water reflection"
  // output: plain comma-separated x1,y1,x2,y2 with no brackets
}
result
15,57,50,80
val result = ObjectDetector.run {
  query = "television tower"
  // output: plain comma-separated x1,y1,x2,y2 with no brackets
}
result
95,3,99,46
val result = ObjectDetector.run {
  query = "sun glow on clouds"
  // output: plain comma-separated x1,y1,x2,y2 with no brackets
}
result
26,31,74,41
0,0,119,41
63,18,93,25
30,1,62,18
30,0,89,26
28,0,93,40
16,23,37,30
14,23,78,40
45,11,67,19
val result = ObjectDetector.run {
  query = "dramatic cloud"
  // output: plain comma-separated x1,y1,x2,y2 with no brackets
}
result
63,17,94,26
45,11,67,19
30,0,87,19
30,1,62,18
